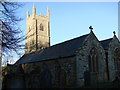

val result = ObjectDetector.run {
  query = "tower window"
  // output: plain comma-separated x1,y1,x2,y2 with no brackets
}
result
32,40,34,44
40,24,44,31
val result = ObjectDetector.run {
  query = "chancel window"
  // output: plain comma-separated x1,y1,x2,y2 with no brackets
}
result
114,48,120,71
40,24,44,31
89,48,98,72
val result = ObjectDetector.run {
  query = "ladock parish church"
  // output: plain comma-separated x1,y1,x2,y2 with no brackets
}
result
2,5,120,88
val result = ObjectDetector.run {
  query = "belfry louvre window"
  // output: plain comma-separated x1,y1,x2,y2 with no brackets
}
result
40,24,44,31
89,48,98,72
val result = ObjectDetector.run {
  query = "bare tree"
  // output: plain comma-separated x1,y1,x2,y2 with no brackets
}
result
0,1,24,56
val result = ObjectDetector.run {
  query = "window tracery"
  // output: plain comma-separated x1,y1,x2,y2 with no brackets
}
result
114,48,120,71
89,48,98,72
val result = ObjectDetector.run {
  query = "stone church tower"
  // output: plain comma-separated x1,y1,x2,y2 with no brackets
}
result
25,4,50,53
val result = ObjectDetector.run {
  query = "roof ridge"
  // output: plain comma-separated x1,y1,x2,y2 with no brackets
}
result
100,38,113,42
100,38,113,50
51,33,89,47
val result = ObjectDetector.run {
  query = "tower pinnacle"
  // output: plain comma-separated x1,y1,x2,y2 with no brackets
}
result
32,3,36,16
46,7,50,20
26,10,30,18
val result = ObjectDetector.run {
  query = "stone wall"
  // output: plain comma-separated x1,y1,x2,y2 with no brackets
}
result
75,32,107,86
108,36,120,81
22,56,76,88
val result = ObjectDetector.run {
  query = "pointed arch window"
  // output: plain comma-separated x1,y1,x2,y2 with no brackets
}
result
40,24,44,31
114,48,120,71
89,48,98,72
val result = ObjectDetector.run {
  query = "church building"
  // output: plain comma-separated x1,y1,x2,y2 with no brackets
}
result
2,5,120,88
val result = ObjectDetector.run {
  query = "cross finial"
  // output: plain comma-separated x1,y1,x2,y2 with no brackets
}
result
89,26,93,31
113,31,116,36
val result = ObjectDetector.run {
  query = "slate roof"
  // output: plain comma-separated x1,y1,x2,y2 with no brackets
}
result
100,38,113,50
15,34,89,65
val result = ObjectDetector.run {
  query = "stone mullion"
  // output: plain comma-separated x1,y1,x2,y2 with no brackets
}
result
94,55,97,72
91,55,93,72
